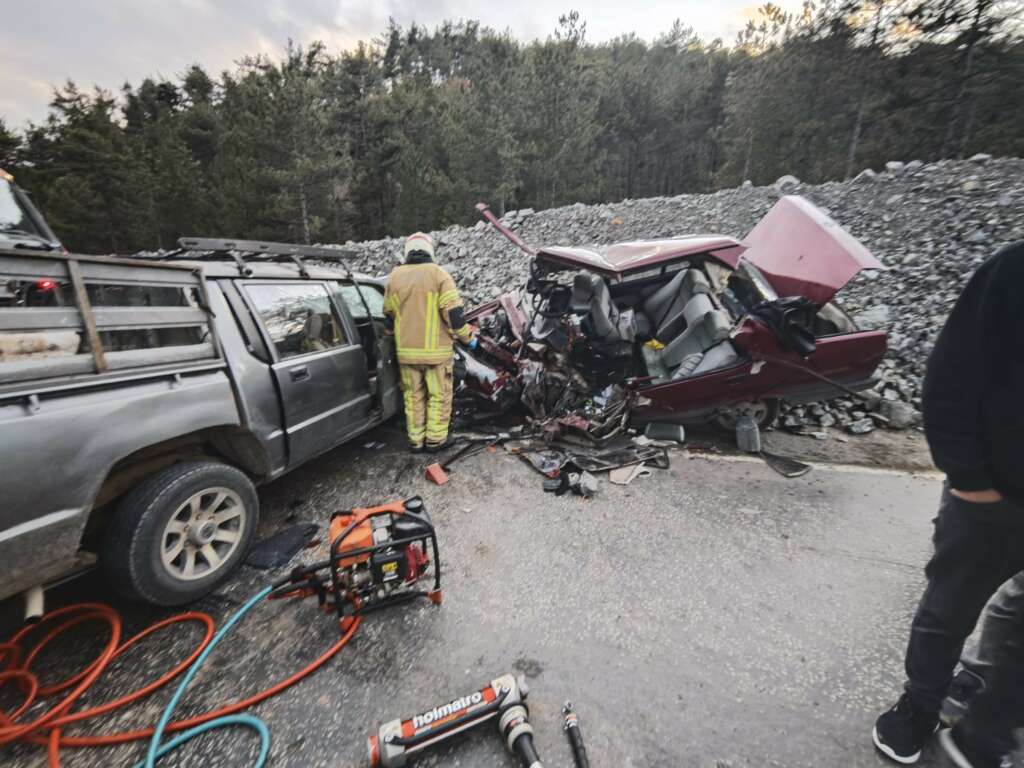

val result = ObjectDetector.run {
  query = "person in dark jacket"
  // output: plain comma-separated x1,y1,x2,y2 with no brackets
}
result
872,240,1024,767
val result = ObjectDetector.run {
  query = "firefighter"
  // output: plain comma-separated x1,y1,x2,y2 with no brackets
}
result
384,232,476,453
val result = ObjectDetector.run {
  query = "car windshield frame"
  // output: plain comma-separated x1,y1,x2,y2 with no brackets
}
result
0,176,61,249
0,178,42,236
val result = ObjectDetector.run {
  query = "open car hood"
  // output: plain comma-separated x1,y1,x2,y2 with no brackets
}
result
742,195,886,305
536,235,745,277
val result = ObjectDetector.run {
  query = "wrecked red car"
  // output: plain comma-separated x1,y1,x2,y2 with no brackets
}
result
457,195,887,435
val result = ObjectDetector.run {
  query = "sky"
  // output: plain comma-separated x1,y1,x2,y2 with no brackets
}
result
1,0,806,128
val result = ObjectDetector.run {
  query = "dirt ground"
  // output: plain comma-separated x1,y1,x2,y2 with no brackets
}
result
687,424,935,473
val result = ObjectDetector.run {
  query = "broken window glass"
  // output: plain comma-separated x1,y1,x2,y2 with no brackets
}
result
334,282,385,320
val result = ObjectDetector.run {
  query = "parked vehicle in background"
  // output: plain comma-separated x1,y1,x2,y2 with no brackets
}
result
0,238,398,606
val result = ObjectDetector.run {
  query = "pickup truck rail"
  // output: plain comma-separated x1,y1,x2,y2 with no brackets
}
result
0,248,221,391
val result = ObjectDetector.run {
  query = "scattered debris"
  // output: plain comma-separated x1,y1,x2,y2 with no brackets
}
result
426,437,505,485
362,441,386,450
246,523,319,569
643,422,685,443
572,471,599,498
609,463,653,485
567,445,669,473
511,437,670,497
759,451,812,478
735,415,762,453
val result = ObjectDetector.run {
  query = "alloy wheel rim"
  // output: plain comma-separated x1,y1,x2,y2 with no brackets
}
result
161,487,245,581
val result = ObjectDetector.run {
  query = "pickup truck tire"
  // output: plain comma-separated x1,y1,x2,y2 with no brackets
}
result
102,461,259,606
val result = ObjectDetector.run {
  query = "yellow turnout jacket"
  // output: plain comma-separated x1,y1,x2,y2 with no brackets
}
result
384,262,472,364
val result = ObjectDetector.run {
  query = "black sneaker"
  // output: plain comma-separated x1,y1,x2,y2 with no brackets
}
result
941,669,986,727
873,694,940,764
938,726,1010,768
409,444,425,454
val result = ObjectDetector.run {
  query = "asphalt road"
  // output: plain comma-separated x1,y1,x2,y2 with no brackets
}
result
0,425,976,767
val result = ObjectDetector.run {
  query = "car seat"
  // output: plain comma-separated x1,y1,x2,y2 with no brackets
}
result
301,311,328,353
642,294,733,382
639,269,712,342
572,273,635,342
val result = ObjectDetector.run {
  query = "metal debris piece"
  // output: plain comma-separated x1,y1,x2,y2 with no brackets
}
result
759,451,812,478
735,414,762,453
567,445,669,473
518,450,568,475
643,422,685,443
609,463,653,485
577,468,598,499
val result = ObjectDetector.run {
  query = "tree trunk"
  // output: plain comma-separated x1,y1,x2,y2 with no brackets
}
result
845,98,866,180
846,3,885,180
958,97,978,157
942,1,984,158
741,129,754,182
299,183,311,244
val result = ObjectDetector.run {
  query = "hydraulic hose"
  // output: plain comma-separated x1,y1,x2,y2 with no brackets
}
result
512,732,544,767
142,585,273,768
0,590,362,767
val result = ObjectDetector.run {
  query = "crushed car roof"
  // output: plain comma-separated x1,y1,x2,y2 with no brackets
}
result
535,235,745,277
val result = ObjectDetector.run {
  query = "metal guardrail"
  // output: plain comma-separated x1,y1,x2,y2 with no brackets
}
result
0,248,221,387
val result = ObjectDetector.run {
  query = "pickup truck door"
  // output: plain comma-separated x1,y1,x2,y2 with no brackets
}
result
334,281,401,421
243,281,372,465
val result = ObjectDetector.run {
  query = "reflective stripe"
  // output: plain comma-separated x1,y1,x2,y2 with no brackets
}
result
395,348,452,364
425,292,437,352
425,367,438,437
424,364,449,443
438,289,460,307
400,365,426,445
431,292,440,350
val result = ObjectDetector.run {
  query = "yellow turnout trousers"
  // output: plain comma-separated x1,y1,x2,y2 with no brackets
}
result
400,360,454,448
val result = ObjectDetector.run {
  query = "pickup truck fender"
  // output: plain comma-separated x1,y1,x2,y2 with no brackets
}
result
0,368,246,601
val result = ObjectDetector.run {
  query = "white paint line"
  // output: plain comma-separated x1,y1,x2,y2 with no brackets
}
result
684,450,943,479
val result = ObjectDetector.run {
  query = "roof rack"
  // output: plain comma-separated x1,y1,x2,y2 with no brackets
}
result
158,237,361,278
160,237,380,342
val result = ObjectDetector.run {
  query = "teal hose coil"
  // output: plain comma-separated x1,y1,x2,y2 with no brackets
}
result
139,585,274,767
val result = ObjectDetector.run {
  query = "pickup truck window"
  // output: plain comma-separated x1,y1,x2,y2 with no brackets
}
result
336,282,385,320
245,283,348,360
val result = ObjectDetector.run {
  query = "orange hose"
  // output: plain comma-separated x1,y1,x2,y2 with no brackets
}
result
0,600,360,767
0,604,120,746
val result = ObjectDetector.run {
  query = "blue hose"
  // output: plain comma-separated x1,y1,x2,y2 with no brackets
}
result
138,585,274,768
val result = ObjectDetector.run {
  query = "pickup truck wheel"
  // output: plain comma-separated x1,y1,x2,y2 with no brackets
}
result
102,462,259,606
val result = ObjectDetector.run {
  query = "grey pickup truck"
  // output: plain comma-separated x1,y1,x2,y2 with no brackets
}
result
0,231,400,606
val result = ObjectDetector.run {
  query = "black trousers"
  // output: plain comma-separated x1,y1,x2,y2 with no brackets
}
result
904,486,1024,720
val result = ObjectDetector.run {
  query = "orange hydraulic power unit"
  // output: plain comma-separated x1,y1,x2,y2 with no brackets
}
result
271,497,441,619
